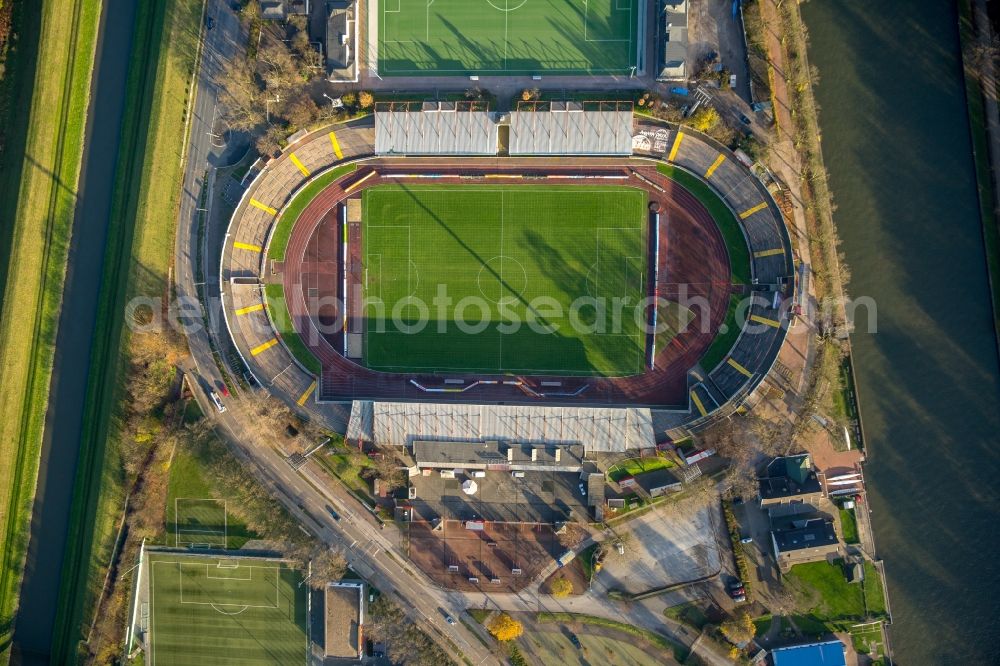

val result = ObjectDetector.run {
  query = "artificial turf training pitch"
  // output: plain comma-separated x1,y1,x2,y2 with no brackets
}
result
361,184,649,376
376,0,640,76
146,553,307,665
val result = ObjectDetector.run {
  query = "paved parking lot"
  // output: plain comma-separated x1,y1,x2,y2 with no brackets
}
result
595,495,723,596
409,470,591,523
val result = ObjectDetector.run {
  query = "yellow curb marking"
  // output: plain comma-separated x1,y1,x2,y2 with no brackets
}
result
329,131,344,159
667,132,684,162
290,152,310,177
250,198,277,215
705,154,726,178
750,314,781,328
297,380,317,406
235,303,264,315
250,337,279,356
727,358,753,377
690,389,707,417
739,202,768,219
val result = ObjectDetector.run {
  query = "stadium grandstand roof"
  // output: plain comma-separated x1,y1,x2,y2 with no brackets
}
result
347,401,654,453
508,101,634,156
375,101,497,155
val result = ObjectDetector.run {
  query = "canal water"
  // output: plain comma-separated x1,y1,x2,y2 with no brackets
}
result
12,0,138,661
801,0,1000,663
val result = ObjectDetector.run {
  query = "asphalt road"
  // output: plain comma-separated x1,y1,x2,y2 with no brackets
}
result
173,3,496,662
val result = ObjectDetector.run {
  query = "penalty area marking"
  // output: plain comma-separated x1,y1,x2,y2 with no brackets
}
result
175,561,281,610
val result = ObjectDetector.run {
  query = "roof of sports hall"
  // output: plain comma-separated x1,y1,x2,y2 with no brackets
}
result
346,400,655,453
508,100,634,156
374,100,497,155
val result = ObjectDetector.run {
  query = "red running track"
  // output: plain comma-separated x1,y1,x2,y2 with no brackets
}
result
279,163,732,406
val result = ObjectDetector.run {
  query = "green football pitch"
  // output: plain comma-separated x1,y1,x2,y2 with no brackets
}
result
147,553,307,665
376,0,641,76
360,184,649,376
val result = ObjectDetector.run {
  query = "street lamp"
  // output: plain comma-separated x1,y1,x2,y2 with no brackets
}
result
265,93,281,123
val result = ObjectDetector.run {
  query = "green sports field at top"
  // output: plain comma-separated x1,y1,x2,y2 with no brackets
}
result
376,0,640,76
146,552,307,666
361,184,649,376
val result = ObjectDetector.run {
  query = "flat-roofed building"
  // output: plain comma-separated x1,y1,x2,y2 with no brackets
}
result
375,101,496,155
325,1,358,82
324,581,364,659
771,640,847,666
633,467,682,497
347,401,656,453
412,440,584,473
508,101,633,155
657,0,688,81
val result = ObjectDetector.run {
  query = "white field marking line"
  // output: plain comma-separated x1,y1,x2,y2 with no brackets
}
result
498,190,504,370
210,604,250,615
381,0,417,44
364,253,383,361
205,563,252,581
370,187,635,193
175,498,227,546
176,562,281,609
382,64,633,73
486,0,527,10
584,0,632,42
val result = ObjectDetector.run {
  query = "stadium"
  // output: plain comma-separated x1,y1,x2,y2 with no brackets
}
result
221,103,793,435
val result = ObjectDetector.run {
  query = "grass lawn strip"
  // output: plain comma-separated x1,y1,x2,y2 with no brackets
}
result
839,508,859,544
267,162,358,261
49,0,206,659
0,0,102,650
264,283,322,374
787,560,888,634
698,293,741,373
536,611,688,661
362,184,648,376
166,449,257,550
607,455,674,482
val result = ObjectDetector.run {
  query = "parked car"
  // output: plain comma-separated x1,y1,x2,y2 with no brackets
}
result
206,15,215,30
740,536,753,544
578,483,586,496
326,506,340,521
445,615,457,626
